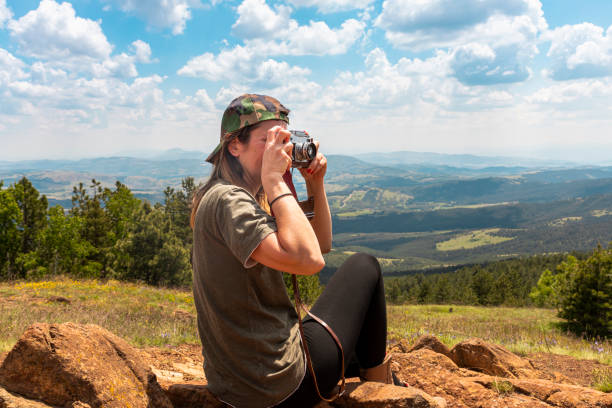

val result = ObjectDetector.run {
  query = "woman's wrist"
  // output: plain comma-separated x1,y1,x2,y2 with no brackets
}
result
305,178,325,197
262,175,289,197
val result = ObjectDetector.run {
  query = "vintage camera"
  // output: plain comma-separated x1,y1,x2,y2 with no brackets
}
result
289,130,317,168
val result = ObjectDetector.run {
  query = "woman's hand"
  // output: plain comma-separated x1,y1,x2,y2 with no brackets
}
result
298,141,326,185
261,125,293,188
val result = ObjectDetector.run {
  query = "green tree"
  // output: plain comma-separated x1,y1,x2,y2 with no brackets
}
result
433,276,451,304
36,206,92,276
8,177,48,277
103,181,141,241
557,244,612,338
10,177,48,253
283,273,322,305
471,268,493,305
112,202,191,286
163,177,197,246
0,183,22,279
529,269,556,307
71,180,113,275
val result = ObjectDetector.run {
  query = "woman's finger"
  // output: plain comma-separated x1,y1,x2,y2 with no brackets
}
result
307,153,323,172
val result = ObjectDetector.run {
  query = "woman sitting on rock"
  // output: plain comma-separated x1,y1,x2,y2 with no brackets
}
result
190,94,400,408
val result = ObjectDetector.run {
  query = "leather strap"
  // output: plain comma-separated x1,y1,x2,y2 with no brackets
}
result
282,169,345,401
292,275,346,402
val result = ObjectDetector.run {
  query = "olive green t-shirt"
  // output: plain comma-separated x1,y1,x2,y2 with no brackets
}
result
192,180,305,408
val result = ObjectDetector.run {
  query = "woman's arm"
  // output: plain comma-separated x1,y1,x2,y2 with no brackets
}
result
303,154,332,253
251,126,325,276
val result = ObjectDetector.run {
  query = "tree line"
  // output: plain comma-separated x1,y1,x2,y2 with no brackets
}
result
0,176,322,302
1,176,608,337
0,177,195,286
385,249,611,338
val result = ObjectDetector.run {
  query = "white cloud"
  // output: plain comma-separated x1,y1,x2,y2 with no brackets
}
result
91,53,139,78
286,0,373,13
106,0,203,35
178,44,312,86
374,0,544,85
449,41,531,85
544,23,612,80
7,0,154,80
130,40,153,63
232,0,291,39
0,0,13,28
527,78,612,106
375,0,545,49
0,48,28,85
8,0,112,60
231,0,365,56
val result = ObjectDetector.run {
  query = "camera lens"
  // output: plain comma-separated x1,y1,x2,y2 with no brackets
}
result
306,143,316,160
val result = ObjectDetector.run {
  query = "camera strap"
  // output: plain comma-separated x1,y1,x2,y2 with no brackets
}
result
279,169,345,401
291,275,346,402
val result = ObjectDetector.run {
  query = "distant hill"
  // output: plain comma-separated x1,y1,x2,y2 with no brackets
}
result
355,151,577,169
2,149,612,213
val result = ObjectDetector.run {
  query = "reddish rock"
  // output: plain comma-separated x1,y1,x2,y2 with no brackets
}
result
162,383,227,408
407,335,452,358
0,323,172,408
389,339,413,354
448,338,537,379
0,386,54,408
333,378,445,408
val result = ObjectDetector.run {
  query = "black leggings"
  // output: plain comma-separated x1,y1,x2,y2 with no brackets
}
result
276,252,387,408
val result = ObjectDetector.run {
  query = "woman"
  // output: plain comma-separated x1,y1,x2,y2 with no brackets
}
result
191,94,396,408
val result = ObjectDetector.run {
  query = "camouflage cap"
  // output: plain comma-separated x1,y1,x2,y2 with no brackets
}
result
205,94,290,163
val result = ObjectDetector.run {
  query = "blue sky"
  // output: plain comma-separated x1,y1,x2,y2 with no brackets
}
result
0,0,611,162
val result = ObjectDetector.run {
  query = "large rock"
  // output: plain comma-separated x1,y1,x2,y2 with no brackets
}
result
394,346,612,408
448,338,538,379
0,386,55,408
407,335,452,358
0,323,172,408
161,383,227,408
332,378,445,408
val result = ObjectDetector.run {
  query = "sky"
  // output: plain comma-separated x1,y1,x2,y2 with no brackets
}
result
0,0,611,162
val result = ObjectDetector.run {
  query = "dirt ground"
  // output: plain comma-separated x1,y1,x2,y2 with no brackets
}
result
1,343,609,391
527,352,611,388
136,343,611,390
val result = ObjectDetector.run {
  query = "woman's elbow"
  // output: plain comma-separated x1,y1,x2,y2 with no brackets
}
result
303,253,325,275
320,244,332,254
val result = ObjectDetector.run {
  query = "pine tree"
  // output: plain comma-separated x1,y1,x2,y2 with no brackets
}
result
529,269,556,307
8,177,48,277
558,244,612,339
36,206,92,276
0,183,22,279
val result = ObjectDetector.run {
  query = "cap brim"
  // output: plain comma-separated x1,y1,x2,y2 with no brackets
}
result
205,143,221,163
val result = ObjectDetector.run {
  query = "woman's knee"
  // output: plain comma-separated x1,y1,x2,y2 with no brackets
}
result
344,252,382,283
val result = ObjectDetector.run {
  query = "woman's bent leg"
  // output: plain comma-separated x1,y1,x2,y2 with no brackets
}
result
310,252,387,370
276,252,387,407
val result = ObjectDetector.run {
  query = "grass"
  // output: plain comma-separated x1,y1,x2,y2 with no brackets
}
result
336,209,375,218
436,228,515,251
0,277,198,352
1,278,610,369
386,304,611,366
491,378,514,395
548,217,583,227
592,367,612,392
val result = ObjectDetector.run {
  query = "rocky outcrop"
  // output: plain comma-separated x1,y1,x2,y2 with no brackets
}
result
394,344,612,407
160,379,445,408
0,386,55,408
448,338,538,379
1,324,610,408
0,323,172,408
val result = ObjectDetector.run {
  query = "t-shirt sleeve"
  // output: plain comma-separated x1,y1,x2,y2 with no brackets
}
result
215,186,277,268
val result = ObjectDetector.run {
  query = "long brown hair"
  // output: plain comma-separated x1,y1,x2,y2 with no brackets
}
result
190,126,269,228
